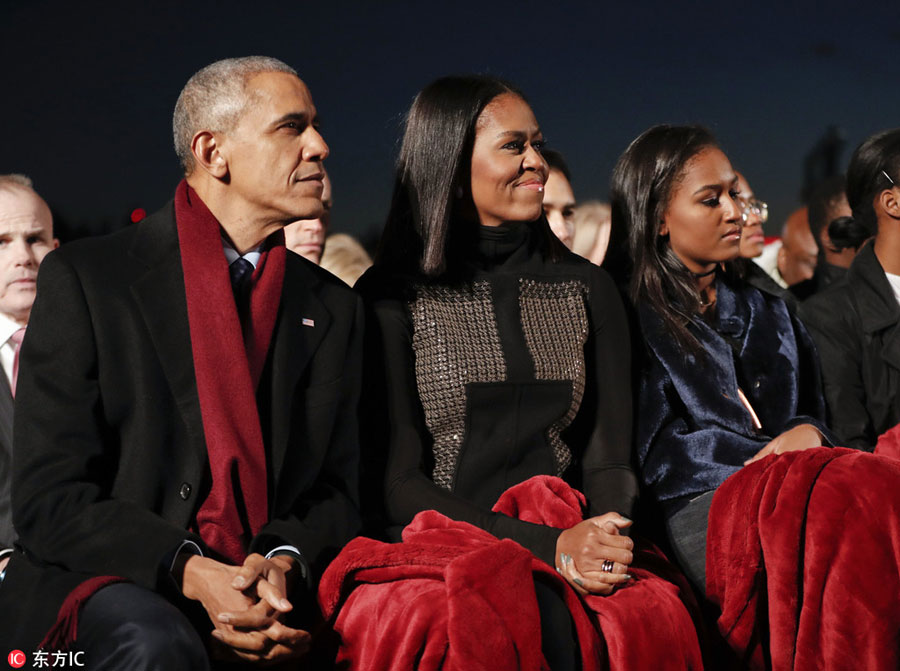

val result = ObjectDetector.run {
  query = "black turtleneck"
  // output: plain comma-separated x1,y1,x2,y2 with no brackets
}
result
356,222,636,566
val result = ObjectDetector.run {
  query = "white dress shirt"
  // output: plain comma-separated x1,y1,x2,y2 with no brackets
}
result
753,239,788,289
223,237,262,269
886,272,900,309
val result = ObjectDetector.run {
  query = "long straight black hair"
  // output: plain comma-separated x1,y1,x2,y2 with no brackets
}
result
610,124,721,355
377,74,565,278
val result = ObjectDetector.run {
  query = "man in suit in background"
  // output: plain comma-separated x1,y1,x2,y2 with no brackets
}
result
0,175,58,575
0,57,362,669
284,169,332,264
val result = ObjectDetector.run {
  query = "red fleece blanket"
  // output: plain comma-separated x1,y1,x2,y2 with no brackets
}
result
319,476,703,670
706,447,900,670
875,421,900,459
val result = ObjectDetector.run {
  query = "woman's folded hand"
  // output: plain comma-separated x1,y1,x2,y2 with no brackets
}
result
555,513,634,596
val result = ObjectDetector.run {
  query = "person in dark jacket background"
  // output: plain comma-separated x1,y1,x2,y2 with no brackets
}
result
802,128,900,450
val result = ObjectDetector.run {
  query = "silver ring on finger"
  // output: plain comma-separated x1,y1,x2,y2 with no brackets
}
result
601,559,615,573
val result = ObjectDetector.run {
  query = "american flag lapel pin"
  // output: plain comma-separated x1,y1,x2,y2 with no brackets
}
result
302,317,315,328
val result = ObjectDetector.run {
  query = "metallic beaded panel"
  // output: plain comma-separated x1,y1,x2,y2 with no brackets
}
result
519,279,589,475
409,282,507,489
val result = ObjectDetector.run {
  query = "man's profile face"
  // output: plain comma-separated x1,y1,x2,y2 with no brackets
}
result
0,186,58,324
779,209,818,286
284,172,332,264
221,72,329,227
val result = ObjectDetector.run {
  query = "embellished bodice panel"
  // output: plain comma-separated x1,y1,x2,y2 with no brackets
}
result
409,269,588,503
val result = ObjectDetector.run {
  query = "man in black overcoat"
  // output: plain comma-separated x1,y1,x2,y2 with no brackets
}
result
0,56,362,669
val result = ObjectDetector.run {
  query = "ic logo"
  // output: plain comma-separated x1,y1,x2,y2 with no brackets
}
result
7,650,26,668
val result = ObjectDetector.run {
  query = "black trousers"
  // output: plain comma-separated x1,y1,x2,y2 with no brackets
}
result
76,582,336,670
664,490,716,594
75,583,209,671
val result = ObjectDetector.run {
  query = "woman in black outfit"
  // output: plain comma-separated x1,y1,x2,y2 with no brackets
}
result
356,75,638,667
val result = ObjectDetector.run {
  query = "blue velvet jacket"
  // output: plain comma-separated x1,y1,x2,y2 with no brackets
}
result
635,275,830,513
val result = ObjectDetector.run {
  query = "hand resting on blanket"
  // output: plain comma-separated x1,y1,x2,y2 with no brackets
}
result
555,513,633,596
744,423,824,466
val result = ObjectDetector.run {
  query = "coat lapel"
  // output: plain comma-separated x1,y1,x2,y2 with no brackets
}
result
125,207,335,485
851,245,900,373
880,326,900,374
0,376,12,460
128,205,205,443
0,376,11,549
268,256,332,486
640,299,750,432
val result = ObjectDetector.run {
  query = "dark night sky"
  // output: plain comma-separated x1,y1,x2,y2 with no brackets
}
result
3,0,899,243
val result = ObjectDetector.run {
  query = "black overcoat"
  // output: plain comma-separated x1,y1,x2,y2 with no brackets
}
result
0,375,13,549
801,242,900,450
0,202,363,648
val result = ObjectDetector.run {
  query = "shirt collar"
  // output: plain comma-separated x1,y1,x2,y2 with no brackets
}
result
0,311,22,346
222,235,262,269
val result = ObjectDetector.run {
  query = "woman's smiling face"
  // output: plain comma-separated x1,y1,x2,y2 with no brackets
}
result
468,93,549,228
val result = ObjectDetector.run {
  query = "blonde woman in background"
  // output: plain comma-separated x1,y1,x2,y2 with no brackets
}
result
320,233,373,286
571,201,612,265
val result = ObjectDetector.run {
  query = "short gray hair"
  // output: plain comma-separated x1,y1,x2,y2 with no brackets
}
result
0,174,34,190
0,174,53,235
173,56,298,175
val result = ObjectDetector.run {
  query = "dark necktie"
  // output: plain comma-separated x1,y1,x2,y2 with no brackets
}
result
229,257,254,318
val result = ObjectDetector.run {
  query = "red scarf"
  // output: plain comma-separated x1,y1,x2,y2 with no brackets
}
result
175,180,285,563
